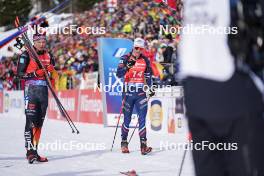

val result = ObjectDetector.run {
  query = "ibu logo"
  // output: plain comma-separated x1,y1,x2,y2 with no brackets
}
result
113,48,127,58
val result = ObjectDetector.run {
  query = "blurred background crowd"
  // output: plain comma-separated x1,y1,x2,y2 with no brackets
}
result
0,0,183,90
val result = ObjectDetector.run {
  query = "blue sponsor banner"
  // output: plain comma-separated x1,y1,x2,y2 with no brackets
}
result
97,38,135,126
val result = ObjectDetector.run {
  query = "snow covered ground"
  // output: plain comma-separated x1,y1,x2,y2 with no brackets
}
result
0,116,195,176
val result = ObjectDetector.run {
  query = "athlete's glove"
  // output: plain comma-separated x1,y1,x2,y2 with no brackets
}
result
46,64,55,72
126,59,136,69
148,89,155,97
34,69,45,77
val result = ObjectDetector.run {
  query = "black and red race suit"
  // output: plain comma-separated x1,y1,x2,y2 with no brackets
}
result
17,50,55,152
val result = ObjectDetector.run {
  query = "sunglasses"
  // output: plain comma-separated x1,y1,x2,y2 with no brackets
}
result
134,47,144,51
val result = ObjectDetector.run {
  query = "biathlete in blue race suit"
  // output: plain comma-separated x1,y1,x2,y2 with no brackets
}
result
116,38,155,155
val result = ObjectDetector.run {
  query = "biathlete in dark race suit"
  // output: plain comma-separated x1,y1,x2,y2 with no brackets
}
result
17,33,56,164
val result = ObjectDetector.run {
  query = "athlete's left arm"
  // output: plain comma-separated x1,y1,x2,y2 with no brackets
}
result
143,56,152,87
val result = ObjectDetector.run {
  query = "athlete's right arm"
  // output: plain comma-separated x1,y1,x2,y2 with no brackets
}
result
17,52,35,79
116,55,129,78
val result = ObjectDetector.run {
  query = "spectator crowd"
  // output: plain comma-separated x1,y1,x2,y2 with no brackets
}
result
0,0,183,90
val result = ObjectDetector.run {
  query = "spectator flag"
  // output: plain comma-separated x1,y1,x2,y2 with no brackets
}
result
107,0,117,12
151,62,165,80
107,0,117,8
155,0,177,10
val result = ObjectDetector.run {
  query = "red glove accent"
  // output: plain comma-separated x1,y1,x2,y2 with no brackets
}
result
46,65,55,72
35,69,45,77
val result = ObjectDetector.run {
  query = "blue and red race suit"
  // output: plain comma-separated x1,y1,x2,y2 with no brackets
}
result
116,52,152,141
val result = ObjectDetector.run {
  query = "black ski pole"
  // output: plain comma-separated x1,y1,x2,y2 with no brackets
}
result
47,83,79,133
128,96,150,144
110,95,127,151
15,17,79,133
18,20,77,131
128,122,138,144
178,143,188,176
22,39,76,133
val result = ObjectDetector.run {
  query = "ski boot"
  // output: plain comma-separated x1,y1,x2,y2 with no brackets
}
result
140,140,152,155
121,140,130,153
36,151,48,162
26,150,48,164
26,150,38,164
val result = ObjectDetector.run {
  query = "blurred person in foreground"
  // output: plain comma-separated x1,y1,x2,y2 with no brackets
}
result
179,0,264,176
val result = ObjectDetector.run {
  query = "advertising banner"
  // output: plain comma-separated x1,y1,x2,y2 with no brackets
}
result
48,89,79,122
146,86,186,134
97,38,136,127
79,89,103,124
